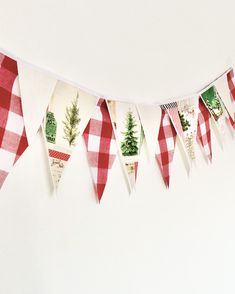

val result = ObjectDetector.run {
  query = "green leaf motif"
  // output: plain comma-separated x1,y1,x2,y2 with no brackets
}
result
45,111,57,144
63,95,81,147
179,112,191,132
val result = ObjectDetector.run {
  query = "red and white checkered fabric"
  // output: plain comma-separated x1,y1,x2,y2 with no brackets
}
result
155,109,177,187
83,98,117,201
227,69,235,105
226,69,235,128
0,53,28,188
197,97,212,161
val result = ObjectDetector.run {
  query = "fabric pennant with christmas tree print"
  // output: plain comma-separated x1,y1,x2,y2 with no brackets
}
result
161,102,190,173
83,98,117,201
177,97,199,161
211,71,235,130
200,85,227,141
197,97,212,162
0,53,28,188
42,81,97,190
107,100,144,193
155,108,177,187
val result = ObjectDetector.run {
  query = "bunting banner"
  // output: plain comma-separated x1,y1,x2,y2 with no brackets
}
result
1,49,235,200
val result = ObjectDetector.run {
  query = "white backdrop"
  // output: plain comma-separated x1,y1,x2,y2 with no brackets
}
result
1,0,235,293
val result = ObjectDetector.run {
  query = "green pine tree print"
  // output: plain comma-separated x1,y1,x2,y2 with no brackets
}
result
121,111,139,156
63,95,81,147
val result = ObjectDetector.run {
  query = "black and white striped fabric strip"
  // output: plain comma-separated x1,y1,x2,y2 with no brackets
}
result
160,102,177,109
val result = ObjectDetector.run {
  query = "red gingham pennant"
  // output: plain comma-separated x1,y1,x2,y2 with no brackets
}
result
155,108,177,187
226,110,235,130
0,53,28,188
226,69,235,128
160,102,191,174
227,69,235,105
197,97,212,162
83,98,117,201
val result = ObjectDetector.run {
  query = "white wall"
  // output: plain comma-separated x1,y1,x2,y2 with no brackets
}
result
0,0,235,293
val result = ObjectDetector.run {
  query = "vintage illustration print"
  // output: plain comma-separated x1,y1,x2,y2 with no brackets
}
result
43,81,96,189
201,86,224,121
107,100,143,192
177,98,198,160
201,85,227,138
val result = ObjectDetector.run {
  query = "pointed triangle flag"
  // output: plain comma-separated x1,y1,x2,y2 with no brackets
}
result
136,104,161,158
227,69,235,111
177,97,199,161
155,108,177,187
161,102,191,173
200,85,227,141
107,100,144,193
225,69,235,128
0,53,28,188
83,99,117,201
42,81,97,189
197,97,212,162
210,71,235,130
18,62,57,145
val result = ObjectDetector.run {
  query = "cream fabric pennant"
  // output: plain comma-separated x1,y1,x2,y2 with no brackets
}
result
177,97,199,161
214,72,235,124
136,104,161,158
107,100,144,193
42,81,97,189
17,62,57,145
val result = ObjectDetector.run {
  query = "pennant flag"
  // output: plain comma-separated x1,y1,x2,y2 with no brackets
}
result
42,81,96,189
107,100,144,192
155,108,177,187
161,102,190,173
0,53,28,188
177,97,199,160
83,99,117,201
225,69,235,128
18,62,57,145
227,69,235,108
201,85,227,139
197,97,212,162
136,104,161,158
209,71,235,130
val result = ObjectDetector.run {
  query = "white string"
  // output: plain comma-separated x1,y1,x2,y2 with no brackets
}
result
0,46,233,106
